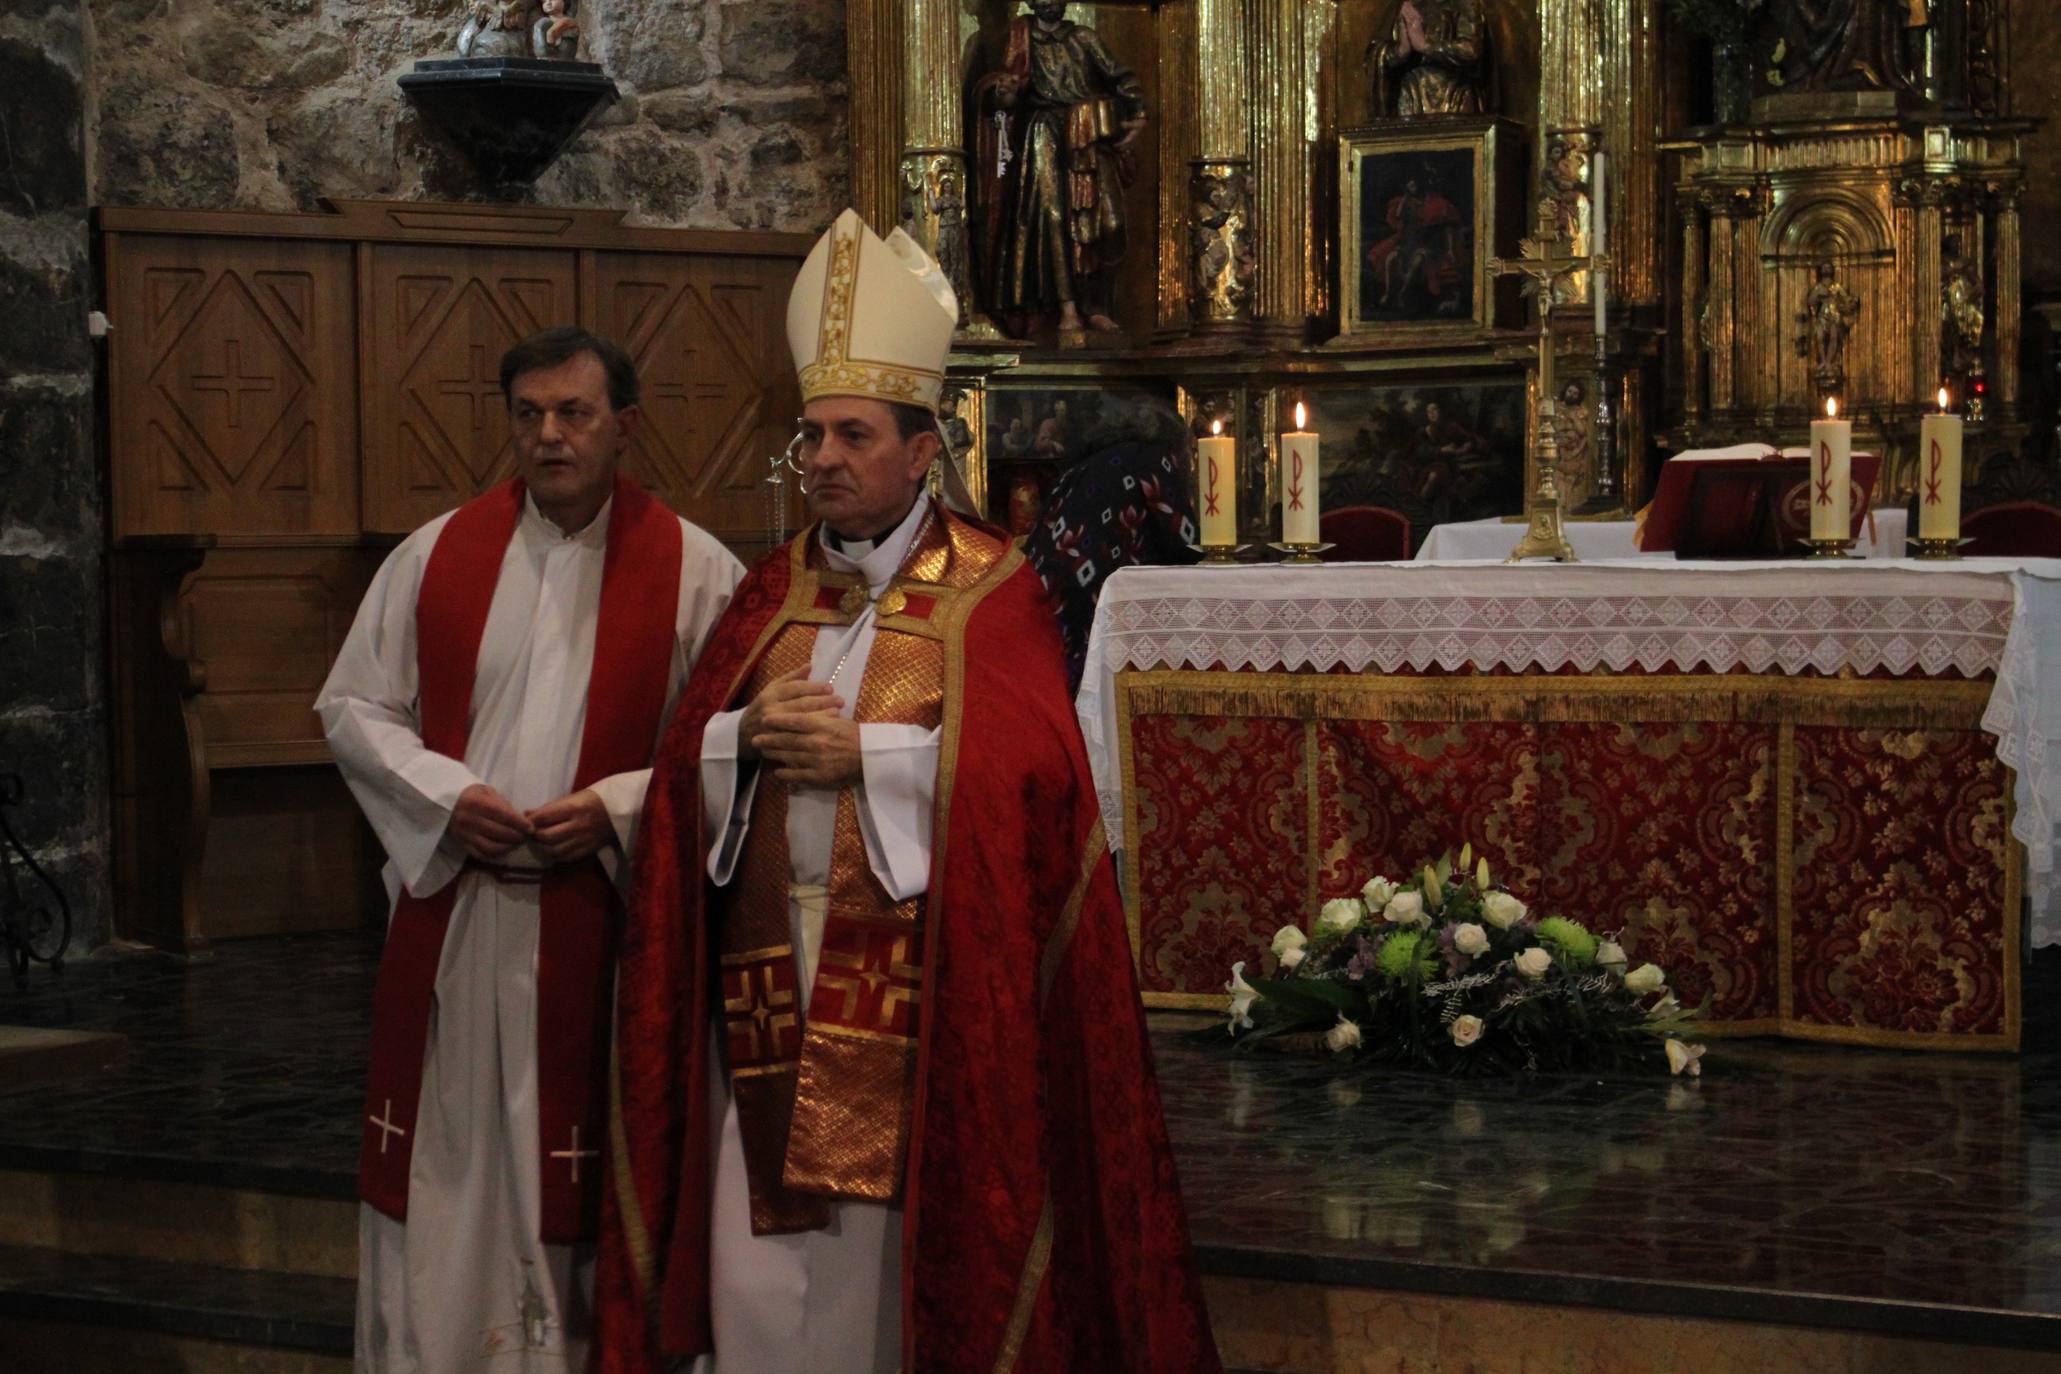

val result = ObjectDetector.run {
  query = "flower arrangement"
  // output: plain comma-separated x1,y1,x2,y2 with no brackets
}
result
1225,847,1705,1076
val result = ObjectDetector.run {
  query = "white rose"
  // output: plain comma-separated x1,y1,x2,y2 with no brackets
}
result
1315,897,1365,938
1453,922,1490,957
1361,876,1399,908
1596,939,1627,970
1623,963,1667,996
1480,891,1527,930
1324,1015,1363,1053
1514,947,1552,980
1382,891,1426,925
1278,946,1307,971
1665,1038,1706,1077
1449,1014,1484,1047
1271,925,1309,960
1225,961,1258,1032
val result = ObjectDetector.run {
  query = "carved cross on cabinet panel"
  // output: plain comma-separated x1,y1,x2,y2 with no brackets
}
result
550,1125,600,1183
369,1098,408,1154
191,340,279,430
439,344,505,434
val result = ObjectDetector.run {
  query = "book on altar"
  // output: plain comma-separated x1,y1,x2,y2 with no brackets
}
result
1634,444,1883,557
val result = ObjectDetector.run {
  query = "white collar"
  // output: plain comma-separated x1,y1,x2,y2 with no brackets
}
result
524,490,613,547
822,498,932,588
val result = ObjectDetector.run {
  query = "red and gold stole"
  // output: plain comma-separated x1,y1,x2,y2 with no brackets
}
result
716,509,1001,1234
358,474,682,1244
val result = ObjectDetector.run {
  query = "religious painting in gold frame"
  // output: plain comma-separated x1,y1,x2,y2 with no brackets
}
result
1338,117,1520,339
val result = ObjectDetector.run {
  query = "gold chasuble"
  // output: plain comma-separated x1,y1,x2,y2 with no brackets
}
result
716,510,997,1235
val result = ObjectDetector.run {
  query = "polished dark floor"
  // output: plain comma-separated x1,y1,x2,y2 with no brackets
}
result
5,933,2061,1347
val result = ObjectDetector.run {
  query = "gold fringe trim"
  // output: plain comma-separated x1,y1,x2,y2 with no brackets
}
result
1117,670,1996,732
606,1036,656,1301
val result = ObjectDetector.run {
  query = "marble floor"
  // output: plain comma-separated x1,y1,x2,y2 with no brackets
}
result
3,932,2060,1349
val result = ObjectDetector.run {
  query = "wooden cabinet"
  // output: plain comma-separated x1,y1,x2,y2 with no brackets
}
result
100,200,809,950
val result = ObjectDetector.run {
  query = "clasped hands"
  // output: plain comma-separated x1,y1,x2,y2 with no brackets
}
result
738,666,863,789
450,784,611,865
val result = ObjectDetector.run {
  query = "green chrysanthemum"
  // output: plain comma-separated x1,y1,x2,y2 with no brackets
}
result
1375,930,1436,983
1535,916,1598,969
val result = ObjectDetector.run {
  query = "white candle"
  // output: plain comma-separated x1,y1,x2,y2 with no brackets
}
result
1809,396,1852,543
1281,401,1320,545
1591,149,1608,339
1199,418,1238,546
1917,387,1964,542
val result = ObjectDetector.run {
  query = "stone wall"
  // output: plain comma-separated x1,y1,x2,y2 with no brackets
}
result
0,0,113,958
89,0,851,232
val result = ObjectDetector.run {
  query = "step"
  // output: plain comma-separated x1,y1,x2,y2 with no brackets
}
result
0,1169,354,1280
0,1027,128,1089
0,1243,352,1370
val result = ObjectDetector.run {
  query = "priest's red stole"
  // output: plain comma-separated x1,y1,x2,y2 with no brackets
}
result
358,473,683,1245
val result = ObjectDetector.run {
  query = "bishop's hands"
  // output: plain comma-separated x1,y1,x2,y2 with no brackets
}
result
450,783,614,864
740,666,863,789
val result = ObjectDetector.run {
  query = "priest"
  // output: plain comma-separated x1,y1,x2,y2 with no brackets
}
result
593,211,1221,1373
317,327,744,1371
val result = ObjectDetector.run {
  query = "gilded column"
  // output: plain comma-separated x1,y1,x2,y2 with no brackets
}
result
1604,0,1664,303
1538,0,1603,305
1157,1,1198,335
1190,0,1254,329
1680,191,1706,424
896,0,986,336
1705,193,1736,413
1902,177,1946,400
1735,207,1767,418
848,0,904,234
1250,0,1325,340
1993,181,2022,411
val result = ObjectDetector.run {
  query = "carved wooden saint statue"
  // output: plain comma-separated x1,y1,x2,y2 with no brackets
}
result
1369,0,1489,117
457,0,535,58
1798,259,1860,387
532,0,579,60
974,0,1148,348
1770,0,1932,93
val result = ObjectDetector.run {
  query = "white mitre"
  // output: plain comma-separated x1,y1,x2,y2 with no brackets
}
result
786,207,959,411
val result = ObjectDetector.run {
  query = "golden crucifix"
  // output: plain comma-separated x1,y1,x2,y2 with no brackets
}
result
1490,199,1610,563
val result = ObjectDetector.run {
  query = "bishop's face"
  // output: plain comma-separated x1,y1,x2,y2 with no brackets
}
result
798,396,937,541
508,351,638,532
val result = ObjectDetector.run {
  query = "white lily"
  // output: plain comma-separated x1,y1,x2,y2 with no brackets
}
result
1225,961,1259,1032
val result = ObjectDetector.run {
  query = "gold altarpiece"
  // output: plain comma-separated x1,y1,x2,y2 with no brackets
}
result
845,0,1671,537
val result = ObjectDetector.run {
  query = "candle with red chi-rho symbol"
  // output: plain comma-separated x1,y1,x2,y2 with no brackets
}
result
1199,417,1238,547
1918,387,1964,542
1281,401,1320,546
1809,396,1852,543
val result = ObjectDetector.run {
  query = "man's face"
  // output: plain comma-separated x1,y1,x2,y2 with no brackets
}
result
799,396,936,538
1031,0,1067,22
1425,403,1442,424
509,352,638,520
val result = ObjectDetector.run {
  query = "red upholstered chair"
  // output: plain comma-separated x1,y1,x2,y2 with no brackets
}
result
1318,505,1412,562
1960,501,2061,558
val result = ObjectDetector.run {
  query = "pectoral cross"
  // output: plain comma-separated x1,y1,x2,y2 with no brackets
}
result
1489,200,1611,563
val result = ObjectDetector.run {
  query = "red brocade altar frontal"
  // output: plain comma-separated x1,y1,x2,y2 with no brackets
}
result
1078,560,2061,1050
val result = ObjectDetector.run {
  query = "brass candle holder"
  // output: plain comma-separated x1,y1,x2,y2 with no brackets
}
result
1268,540,1334,565
1908,535,1967,561
1188,541,1252,565
1802,536,1859,560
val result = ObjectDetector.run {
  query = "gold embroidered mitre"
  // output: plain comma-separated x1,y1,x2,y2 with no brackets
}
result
787,207,958,412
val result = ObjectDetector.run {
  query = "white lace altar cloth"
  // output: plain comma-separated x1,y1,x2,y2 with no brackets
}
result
1076,558,2061,946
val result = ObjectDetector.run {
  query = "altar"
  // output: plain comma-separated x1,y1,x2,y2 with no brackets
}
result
1079,557,2061,1050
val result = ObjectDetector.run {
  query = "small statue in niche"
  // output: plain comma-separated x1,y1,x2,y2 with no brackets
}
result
1941,232,1985,381
1369,0,1489,117
458,0,536,58
1797,259,1861,389
532,0,580,60
973,0,1149,347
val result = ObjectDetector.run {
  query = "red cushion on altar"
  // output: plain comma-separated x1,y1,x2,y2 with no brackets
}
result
1318,505,1412,562
1961,501,2061,558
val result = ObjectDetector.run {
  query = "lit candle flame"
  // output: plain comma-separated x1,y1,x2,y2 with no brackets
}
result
1938,387,1951,412
1293,401,1307,431
1824,397,1838,420
1210,418,1223,436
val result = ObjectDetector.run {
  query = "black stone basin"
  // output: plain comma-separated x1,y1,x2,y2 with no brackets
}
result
399,58,618,188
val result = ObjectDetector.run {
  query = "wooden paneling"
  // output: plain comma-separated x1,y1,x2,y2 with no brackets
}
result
106,236,358,538
362,245,578,533
595,252,805,541
179,548,376,768
99,199,809,949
